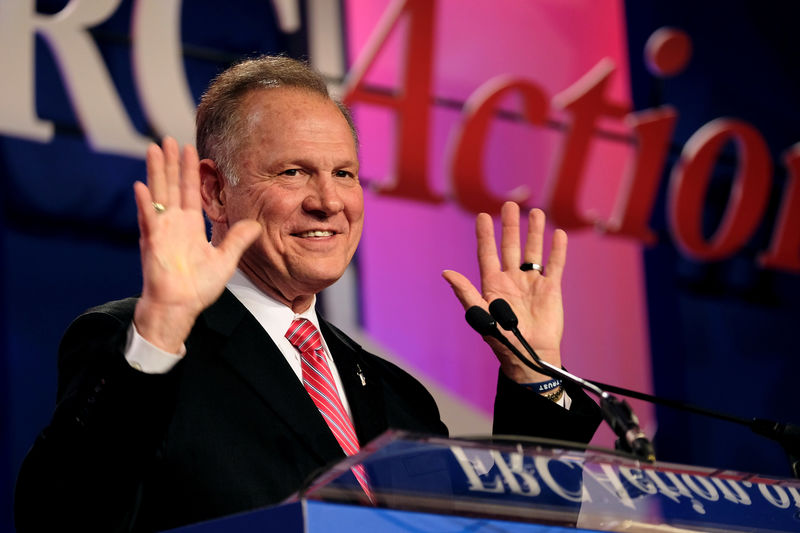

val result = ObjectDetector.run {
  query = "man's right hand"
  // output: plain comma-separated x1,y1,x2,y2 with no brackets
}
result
132,137,261,354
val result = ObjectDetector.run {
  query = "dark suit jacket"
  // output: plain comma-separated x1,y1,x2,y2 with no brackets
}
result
15,290,601,532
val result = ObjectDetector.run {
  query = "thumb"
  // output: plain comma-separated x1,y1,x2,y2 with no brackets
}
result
442,269,486,311
217,220,261,264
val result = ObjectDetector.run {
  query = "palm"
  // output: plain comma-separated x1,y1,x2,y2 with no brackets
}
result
139,207,226,310
481,262,563,357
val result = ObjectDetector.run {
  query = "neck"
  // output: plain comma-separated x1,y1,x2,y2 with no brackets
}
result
237,262,315,314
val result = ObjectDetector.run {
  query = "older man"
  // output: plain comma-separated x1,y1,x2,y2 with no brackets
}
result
15,56,601,532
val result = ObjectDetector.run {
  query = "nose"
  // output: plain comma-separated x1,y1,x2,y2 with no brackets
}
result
302,174,344,217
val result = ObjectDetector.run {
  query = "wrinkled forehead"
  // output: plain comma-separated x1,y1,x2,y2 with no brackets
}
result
232,88,358,169
237,87,356,149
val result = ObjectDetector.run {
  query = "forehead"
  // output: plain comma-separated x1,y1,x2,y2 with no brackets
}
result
238,87,355,149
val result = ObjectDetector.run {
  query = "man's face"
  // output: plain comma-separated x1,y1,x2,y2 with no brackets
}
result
220,88,364,305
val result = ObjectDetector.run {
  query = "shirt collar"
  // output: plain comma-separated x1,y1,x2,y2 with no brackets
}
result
227,268,321,341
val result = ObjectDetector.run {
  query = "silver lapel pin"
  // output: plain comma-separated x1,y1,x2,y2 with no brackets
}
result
356,364,366,386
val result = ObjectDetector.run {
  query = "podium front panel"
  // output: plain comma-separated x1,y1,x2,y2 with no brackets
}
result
302,432,800,532
168,432,800,532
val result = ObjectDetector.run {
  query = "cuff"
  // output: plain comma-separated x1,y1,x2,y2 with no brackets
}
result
125,322,185,374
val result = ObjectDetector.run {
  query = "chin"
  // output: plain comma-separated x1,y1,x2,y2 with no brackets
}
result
293,268,346,292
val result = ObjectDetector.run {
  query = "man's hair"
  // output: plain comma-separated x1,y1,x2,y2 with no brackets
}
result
195,55,357,185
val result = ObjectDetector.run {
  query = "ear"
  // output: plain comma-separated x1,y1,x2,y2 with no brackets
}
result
199,159,227,223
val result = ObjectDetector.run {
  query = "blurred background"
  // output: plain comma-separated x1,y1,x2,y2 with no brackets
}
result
2,1,800,530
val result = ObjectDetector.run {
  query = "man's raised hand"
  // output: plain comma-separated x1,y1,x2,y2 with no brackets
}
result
133,137,260,353
443,202,566,383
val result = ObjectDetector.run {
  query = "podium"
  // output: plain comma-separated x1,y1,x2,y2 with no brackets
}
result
168,431,800,532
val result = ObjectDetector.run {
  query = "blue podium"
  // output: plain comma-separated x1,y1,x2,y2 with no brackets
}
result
168,431,800,532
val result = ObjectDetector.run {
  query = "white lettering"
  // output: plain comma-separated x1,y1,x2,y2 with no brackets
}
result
12,0,149,156
681,474,719,502
788,486,800,508
645,470,706,514
0,0,53,141
535,456,588,503
131,0,195,145
449,446,504,494
758,484,791,509
581,464,636,509
710,477,752,505
491,450,541,496
619,466,658,495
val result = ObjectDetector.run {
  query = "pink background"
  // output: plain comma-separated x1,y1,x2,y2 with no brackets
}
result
345,0,653,445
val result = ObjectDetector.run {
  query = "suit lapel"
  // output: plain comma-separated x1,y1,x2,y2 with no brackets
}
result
319,318,389,447
197,290,344,464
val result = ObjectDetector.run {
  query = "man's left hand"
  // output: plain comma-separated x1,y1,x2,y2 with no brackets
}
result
443,202,566,384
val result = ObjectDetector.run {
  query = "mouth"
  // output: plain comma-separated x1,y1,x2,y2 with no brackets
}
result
292,230,337,238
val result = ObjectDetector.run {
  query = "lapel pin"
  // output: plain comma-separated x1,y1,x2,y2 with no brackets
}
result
356,364,366,386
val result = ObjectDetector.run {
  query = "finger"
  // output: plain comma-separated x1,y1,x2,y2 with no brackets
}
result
146,143,166,203
544,228,567,282
162,136,181,207
442,269,486,310
215,220,261,266
522,208,545,266
133,181,155,240
500,202,521,271
476,213,501,290
181,144,202,211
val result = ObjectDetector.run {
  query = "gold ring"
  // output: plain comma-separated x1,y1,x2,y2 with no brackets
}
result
152,202,166,214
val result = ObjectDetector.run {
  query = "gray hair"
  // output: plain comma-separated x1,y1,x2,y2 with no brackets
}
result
196,55,358,185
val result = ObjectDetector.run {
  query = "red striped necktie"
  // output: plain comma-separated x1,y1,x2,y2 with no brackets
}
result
285,318,371,499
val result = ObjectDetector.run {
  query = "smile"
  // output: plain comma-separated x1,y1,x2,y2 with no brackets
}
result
294,230,336,238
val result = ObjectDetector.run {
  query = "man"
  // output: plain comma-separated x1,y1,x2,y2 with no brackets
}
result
15,56,601,532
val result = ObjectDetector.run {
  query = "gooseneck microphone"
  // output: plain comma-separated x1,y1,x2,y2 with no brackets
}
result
466,300,656,462
466,301,800,477
465,306,559,379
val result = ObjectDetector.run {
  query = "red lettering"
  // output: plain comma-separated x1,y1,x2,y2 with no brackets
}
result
759,144,800,272
450,78,549,215
603,107,677,244
543,59,630,229
669,119,772,260
342,0,441,203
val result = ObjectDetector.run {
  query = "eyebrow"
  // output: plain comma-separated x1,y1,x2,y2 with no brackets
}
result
272,157,359,169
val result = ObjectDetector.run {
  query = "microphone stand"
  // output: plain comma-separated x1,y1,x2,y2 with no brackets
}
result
466,302,656,463
465,303,800,478
589,378,800,479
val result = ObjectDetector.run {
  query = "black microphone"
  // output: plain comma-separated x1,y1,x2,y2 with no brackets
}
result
465,306,558,379
485,298,656,463
486,299,604,396
465,306,504,339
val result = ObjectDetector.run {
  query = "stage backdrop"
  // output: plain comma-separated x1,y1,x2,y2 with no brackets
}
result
2,1,799,531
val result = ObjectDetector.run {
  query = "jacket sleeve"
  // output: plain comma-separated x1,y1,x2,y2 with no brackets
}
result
492,370,602,444
14,304,180,533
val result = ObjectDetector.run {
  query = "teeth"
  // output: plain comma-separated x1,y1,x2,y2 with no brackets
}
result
297,230,334,238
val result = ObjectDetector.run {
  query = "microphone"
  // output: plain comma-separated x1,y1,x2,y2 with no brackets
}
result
485,300,604,397
468,300,656,462
465,306,559,379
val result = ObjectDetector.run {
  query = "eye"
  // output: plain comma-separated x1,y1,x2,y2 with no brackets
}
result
281,169,301,177
334,170,355,179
